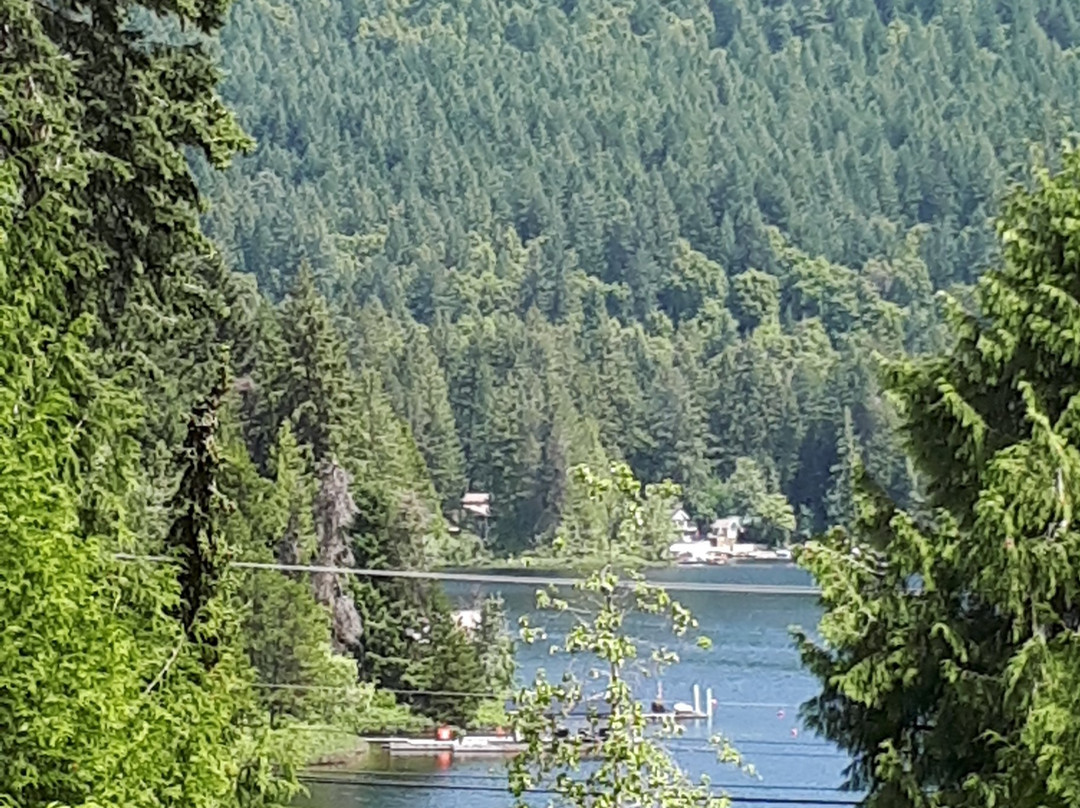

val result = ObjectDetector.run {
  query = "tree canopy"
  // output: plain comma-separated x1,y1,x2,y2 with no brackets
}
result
1,0,512,802
798,145,1080,807
187,0,1080,547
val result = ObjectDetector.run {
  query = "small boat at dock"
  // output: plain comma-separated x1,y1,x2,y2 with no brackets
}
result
382,735,526,756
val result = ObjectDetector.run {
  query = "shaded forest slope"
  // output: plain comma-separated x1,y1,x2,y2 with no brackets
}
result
196,0,1080,549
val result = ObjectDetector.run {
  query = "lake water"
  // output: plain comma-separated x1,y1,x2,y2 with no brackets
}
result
299,563,856,808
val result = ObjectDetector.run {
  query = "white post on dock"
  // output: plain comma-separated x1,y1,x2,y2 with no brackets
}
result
693,684,701,716
706,687,714,725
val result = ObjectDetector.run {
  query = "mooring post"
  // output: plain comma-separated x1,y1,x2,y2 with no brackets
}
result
706,687,714,724
693,683,701,716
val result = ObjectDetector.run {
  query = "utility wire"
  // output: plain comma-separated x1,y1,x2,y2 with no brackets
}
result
324,771,849,792
296,774,861,805
257,682,494,696
113,554,820,595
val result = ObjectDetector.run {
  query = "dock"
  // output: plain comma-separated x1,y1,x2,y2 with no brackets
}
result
368,685,716,759
378,735,526,756
371,717,700,759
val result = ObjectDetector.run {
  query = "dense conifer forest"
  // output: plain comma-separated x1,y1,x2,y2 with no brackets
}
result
9,0,1080,803
195,0,1080,550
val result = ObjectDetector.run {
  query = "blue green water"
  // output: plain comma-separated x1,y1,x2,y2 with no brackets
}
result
300,563,855,808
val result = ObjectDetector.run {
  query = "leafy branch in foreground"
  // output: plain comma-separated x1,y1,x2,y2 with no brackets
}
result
508,463,751,808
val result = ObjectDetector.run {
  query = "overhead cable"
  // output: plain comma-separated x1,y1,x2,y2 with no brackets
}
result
113,554,820,595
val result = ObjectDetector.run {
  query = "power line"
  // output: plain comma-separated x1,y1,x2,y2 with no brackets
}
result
326,770,849,792
113,554,820,595
256,682,495,696
251,682,806,710
296,774,861,805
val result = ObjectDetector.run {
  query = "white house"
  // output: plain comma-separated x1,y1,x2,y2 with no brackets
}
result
462,492,492,518
709,515,745,550
456,492,492,542
671,507,697,539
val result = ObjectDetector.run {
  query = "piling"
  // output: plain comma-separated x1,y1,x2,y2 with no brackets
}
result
693,684,701,715
706,687,713,724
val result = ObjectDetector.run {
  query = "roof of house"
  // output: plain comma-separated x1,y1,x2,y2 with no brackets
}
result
672,508,691,522
462,492,491,506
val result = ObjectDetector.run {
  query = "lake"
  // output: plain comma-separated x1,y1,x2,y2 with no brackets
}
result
298,563,856,808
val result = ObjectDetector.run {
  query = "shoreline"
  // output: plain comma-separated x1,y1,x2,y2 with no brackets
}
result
437,556,797,573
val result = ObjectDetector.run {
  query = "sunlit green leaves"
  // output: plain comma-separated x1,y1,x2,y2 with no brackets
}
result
509,464,734,808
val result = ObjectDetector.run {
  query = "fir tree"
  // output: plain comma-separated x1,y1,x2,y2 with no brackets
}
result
824,406,860,530
798,146,1080,807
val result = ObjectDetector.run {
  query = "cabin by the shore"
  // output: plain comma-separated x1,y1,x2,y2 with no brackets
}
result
671,507,698,540
708,515,746,551
668,512,774,563
449,491,492,542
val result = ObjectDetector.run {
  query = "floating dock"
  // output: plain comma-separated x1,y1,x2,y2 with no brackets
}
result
380,735,526,756
366,685,716,759
373,719,699,758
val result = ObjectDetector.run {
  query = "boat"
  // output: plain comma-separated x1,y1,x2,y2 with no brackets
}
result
644,705,707,720
382,735,526,756
645,683,707,720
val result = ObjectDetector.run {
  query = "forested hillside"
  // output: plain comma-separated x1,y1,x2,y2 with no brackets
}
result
11,0,1080,801
195,0,1080,549
2,0,510,799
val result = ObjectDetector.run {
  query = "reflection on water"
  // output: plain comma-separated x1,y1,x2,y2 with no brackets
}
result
298,563,855,808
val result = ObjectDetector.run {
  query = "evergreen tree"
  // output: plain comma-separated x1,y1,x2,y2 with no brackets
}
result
348,479,489,724
824,406,860,529
798,146,1080,806
271,264,355,462
0,0,299,801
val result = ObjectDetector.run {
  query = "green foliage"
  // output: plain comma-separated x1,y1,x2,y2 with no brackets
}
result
550,463,681,564
824,407,860,530
182,0,1080,544
0,319,292,806
476,594,517,696
468,700,511,732
17,0,1080,798
231,266,506,731
177,0,1080,546
731,270,781,333
5,0,519,802
714,458,797,546
0,0,308,802
345,478,495,726
510,465,747,808
798,145,1080,806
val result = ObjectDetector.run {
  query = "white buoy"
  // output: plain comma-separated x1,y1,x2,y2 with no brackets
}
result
693,684,701,716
